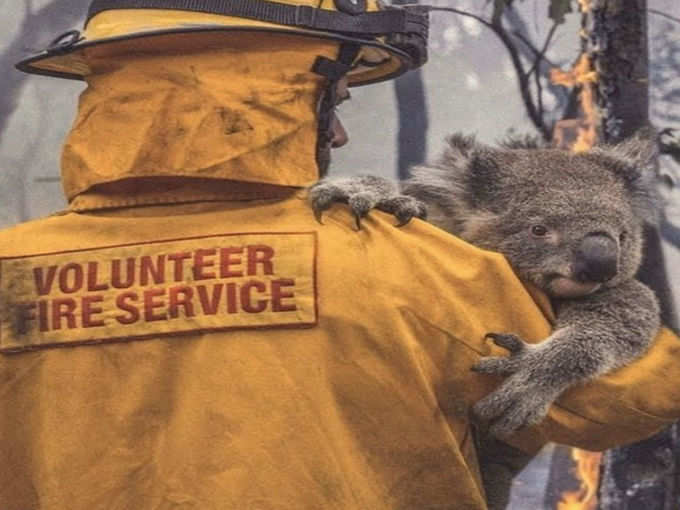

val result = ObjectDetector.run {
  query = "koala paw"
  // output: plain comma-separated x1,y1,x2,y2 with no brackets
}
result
472,333,556,437
472,377,553,438
308,176,426,229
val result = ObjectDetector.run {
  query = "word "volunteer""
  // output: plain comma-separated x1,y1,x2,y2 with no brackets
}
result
12,243,302,334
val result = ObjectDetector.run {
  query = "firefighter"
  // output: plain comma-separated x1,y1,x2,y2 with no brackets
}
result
2,1,679,508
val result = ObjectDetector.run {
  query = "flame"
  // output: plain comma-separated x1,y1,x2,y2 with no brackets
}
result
550,54,599,152
550,12,603,507
557,449,603,510
577,0,593,13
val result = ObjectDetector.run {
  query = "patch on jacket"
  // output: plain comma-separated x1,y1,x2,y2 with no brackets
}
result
0,232,317,353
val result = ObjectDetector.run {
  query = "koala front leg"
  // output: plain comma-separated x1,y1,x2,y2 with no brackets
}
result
473,280,660,438
472,330,575,438
308,175,427,227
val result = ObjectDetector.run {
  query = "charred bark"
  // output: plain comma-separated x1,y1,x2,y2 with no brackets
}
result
393,68,429,180
593,1,680,507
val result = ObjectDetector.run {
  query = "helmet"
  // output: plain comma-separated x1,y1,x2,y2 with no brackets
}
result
15,0,429,87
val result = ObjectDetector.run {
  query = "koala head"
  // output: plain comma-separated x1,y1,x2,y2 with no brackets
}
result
406,131,660,298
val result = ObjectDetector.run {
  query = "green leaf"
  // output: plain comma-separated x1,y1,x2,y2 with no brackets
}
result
548,0,573,24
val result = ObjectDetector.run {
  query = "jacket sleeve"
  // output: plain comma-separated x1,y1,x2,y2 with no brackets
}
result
507,326,680,453
360,211,680,454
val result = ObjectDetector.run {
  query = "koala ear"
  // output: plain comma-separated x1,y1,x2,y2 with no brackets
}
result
406,133,503,214
496,131,546,150
404,133,478,213
608,127,659,169
466,151,505,210
442,133,505,208
441,132,480,165
595,128,661,225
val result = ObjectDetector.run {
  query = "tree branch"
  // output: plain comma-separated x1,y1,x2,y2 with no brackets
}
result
648,8,680,25
490,13,552,139
425,6,494,29
516,21,560,76
426,5,552,140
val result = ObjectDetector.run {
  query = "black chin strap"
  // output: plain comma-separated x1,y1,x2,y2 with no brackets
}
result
312,43,360,176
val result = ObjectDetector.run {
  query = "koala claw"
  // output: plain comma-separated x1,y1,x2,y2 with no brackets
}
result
348,192,377,230
485,333,526,354
313,207,325,225
308,176,426,229
308,181,349,224
388,196,428,227
472,332,532,376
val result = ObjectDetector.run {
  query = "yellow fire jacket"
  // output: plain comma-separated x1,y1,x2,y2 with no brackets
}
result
1,195,679,510
2,42,680,509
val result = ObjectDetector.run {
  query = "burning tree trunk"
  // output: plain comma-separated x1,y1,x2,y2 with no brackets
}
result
584,0,677,326
582,0,680,508
544,1,679,508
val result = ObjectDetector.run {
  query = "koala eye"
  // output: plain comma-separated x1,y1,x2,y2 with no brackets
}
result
531,225,548,237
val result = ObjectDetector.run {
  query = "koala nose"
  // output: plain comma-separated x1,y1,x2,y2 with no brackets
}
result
574,233,618,283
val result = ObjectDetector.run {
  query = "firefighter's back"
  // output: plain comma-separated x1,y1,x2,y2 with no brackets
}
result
1,195,527,509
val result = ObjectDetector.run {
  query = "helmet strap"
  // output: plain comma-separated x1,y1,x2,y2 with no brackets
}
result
312,42,360,176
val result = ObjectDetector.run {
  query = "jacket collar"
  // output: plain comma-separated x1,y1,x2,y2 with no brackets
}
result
68,178,298,211
61,36,338,210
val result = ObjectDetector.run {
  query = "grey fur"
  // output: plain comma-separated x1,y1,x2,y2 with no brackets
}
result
310,175,427,229
309,131,661,439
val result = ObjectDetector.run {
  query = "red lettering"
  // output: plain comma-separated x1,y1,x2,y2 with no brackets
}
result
111,258,135,289
52,298,77,330
271,279,297,312
168,252,191,282
197,284,223,315
241,280,267,313
115,292,140,325
82,295,106,328
33,266,57,296
226,283,238,313
247,245,274,276
15,302,37,335
58,263,84,294
220,247,243,278
193,249,217,280
140,255,165,286
86,262,109,292
168,286,195,319
38,300,49,332
144,288,167,322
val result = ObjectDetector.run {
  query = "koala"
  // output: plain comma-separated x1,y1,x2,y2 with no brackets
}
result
309,132,661,439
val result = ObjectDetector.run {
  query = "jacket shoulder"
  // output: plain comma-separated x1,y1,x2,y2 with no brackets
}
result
0,212,76,257
318,205,553,347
